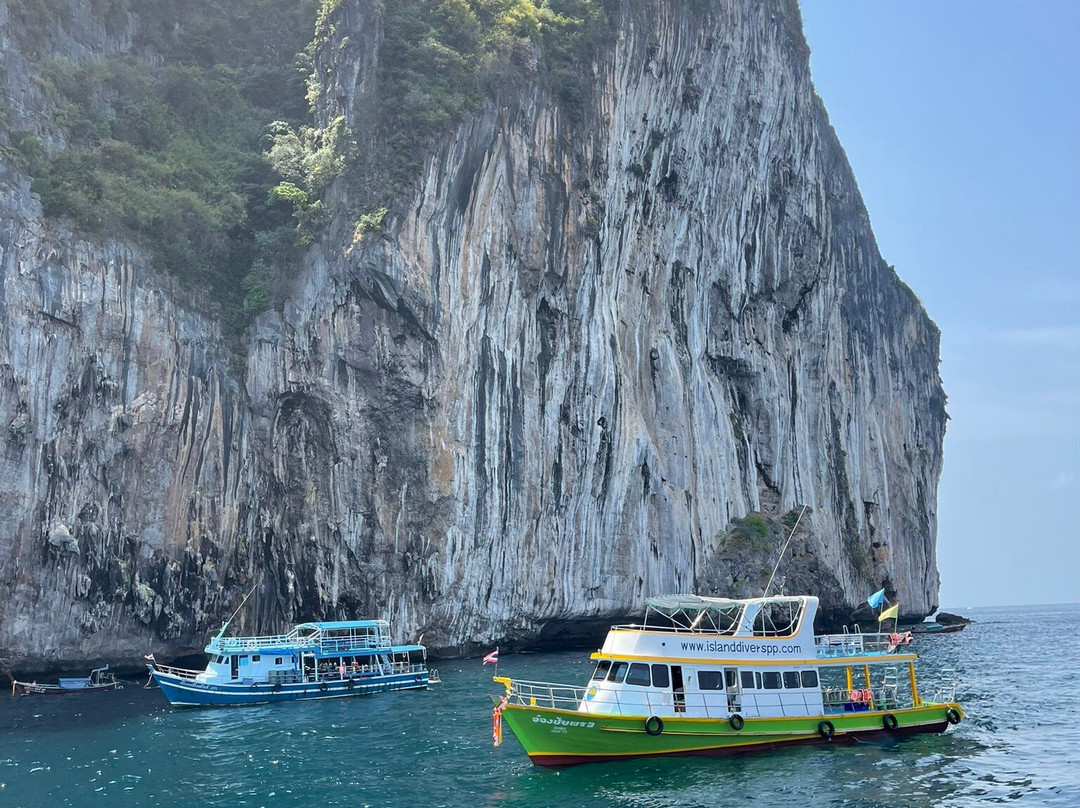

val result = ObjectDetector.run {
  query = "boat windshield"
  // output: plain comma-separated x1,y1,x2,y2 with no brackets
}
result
642,598,743,634
591,660,611,681
752,599,804,637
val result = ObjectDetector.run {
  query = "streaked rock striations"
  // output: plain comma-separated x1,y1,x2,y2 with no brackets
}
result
0,0,945,671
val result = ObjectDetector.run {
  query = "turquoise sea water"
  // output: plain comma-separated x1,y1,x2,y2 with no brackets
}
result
2,603,1078,807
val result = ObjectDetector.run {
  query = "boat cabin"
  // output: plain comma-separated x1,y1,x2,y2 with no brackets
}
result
578,594,919,719
195,619,426,686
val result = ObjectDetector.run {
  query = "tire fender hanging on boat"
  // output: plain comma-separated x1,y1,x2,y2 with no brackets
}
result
728,713,745,731
318,681,329,692
644,715,664,736
882,713,899,731
946,708,962,725
817,720,835,740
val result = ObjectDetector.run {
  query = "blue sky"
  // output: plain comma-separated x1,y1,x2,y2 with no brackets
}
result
799,2,1079,608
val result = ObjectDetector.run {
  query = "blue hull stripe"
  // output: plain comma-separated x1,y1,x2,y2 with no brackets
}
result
153,671,429,707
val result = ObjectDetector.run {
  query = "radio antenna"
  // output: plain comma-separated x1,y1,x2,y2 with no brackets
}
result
763,505,808,597
216,583,259,639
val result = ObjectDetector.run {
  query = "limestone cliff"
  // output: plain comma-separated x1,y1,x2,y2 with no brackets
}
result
0,0,945,672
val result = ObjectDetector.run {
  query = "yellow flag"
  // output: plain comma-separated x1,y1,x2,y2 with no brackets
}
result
878,603,899,622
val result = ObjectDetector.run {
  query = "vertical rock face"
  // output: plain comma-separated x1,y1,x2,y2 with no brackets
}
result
0,0,945,671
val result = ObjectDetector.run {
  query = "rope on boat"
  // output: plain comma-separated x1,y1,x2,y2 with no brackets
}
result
763,504,808,597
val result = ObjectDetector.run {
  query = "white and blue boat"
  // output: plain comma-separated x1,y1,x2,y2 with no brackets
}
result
149,619,438,707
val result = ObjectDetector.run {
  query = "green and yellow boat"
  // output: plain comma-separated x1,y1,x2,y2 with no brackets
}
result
491,594,963,767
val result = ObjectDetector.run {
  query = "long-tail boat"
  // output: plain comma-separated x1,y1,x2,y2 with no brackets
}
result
10,665,121,695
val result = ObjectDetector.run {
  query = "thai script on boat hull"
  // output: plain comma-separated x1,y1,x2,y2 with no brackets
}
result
531,715,596,728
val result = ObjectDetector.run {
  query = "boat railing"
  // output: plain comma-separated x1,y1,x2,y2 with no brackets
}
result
317,636,390,654
212,634,391,654
503,679,591,709
501,678,915,718
310,661,429,681
215,633,317,652
815,632,909,657
153,663,202,681
924,667,957,703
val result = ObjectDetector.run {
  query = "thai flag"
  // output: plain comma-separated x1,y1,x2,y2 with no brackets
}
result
482,649,499,665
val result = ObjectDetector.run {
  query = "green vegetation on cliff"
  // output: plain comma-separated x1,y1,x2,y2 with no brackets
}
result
10,0,611,329
277,0,613,241
16,0,319,332
365,0,610,207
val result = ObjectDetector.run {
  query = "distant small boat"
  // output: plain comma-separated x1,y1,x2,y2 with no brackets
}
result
148,619,438,707
910,622,965,634
10,665,122,695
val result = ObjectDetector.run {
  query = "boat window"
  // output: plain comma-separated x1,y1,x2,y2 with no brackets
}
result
252,655,261,663
239,656,248,665
651,664,670,688
755,672,762,689
591,661,612,681
783,671,801,688
698,671,724,690
725,669,738,688
740,671,755,689
275,657,283,665
607,662,629,683
625,663,651,686
801,670,819,688
762,671,782,689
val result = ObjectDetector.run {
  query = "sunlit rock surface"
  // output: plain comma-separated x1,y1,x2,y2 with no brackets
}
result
0,0,944,671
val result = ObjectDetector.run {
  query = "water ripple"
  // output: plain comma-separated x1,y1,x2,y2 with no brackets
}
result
1,604,1078,806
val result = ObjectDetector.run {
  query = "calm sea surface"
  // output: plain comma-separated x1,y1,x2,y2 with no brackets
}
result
2,603,1078,807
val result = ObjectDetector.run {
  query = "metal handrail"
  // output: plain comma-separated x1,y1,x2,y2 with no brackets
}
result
814,632,908,657
214,633,311,651
502,678,916,718
152,664,202,680
155,660,429,684
212,633,391,654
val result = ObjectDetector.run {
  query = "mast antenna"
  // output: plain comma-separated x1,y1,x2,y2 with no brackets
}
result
216,583,259,638
763,505,808,597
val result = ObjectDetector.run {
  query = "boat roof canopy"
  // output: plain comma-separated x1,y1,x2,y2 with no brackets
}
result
639,594,817,637
645,594,813,613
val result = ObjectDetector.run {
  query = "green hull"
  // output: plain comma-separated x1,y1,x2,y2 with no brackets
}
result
499,701,964,767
